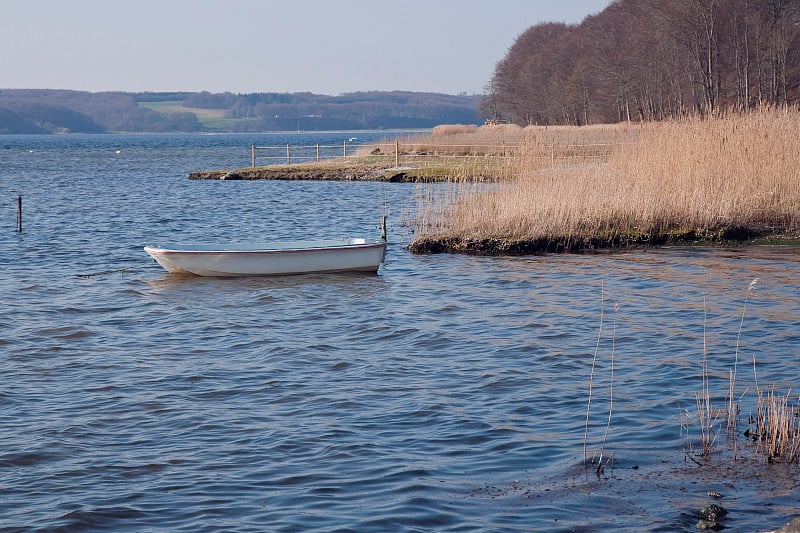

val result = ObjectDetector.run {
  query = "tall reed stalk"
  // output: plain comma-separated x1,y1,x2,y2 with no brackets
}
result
583,283,617,474
727,279,759,435
696,296,717,457
750,345,800,462
690,278,800,464
596,303,618,473
584,281,605,464
754,389,800,462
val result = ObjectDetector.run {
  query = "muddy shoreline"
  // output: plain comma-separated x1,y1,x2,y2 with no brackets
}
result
408,228,800,255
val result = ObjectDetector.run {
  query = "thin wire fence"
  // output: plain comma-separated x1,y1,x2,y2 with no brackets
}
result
249,141,622,167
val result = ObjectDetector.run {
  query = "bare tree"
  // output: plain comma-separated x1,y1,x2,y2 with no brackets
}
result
486,0,800,125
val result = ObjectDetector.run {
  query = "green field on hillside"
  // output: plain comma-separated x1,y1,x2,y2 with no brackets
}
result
137,100,251,130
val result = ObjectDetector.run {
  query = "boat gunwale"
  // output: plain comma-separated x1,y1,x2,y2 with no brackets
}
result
144,240,386,255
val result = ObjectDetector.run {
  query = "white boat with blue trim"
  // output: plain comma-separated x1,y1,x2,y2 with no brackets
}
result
144,237,387,277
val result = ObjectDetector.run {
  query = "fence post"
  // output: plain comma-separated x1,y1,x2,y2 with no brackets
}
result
251,144,255,168
316,144,320,162
286,144,291,165
343,140,347,158
395,140,399,167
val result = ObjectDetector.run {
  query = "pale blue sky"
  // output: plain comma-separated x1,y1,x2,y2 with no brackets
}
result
2,0,612,95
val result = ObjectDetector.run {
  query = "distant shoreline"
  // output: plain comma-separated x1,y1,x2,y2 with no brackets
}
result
0,89,480,134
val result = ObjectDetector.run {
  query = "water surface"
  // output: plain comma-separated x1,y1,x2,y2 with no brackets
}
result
1,133,799,531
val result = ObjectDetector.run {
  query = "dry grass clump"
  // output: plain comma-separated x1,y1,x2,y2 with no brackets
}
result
414,109,800,245
688,376,800,465
522,122,639,146
431,124,478,137
399,124,525,156
751,388,800,462
684,279,800,464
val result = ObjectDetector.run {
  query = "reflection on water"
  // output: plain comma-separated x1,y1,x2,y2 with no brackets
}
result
1,134,798,532
144,269,386,294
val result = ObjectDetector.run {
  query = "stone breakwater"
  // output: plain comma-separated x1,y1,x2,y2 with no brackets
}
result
188,166,454,183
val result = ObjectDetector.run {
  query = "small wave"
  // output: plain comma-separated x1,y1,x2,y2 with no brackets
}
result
0,451,54,468
58,329,94,340
59,506,148,529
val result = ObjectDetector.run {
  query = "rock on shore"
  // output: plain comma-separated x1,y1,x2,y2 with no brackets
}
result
188,166,456,183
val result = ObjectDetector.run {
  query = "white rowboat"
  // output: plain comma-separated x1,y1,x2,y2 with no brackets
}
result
144,238,387,277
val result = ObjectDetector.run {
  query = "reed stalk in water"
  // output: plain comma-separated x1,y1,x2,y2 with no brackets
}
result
727,279,758,436
749,356,800,462
696,296,717,457
583,283,617,474
584,281,605,464
596,302,618,474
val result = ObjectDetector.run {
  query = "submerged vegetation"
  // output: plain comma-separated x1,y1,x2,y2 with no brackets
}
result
410,109,800,254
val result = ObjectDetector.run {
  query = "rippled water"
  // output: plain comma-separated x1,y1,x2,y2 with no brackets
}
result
1,134,799,532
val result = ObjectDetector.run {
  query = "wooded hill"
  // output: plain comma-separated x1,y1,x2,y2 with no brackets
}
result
0,89,481,134
481,0,800,125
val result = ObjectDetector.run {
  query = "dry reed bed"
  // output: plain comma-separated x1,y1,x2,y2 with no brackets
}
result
411,110,800,254
394,123,633,159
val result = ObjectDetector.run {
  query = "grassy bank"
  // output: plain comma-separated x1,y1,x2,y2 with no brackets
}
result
410,109,800,254
188,154,503,183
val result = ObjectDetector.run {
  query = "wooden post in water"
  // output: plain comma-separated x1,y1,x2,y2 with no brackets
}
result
343,140,347,158
395,140,399,167
286,144,291,165
17,195,22,233
316,144,320,162
251,144,256,168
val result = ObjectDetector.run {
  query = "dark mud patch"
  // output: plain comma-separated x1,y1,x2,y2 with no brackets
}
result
461,453,800,531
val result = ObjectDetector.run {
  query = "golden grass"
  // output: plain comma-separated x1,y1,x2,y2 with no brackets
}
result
431,124,478,137
413,109,800,248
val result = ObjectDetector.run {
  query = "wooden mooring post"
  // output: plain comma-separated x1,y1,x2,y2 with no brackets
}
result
251,144,256,168
17,195,22,232
286,144,291,164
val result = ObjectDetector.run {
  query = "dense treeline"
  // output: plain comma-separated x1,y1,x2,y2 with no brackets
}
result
183,90,481,131
0,89,480,133
0,90,202,133
482,0,800,125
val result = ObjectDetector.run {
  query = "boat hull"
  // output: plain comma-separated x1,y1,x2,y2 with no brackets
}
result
144,239,387,277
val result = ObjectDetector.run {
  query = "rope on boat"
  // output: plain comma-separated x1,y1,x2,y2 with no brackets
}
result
76,263,148,279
